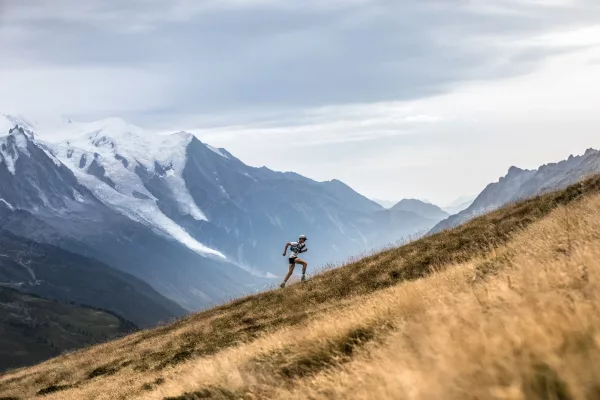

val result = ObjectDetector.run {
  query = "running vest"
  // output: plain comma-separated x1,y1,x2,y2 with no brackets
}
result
289,242,306,258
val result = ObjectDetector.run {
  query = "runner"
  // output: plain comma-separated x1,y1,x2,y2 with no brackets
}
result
280,235,308,288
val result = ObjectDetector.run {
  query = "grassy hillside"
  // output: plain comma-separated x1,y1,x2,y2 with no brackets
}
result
0,288,136,373
1,175,600,399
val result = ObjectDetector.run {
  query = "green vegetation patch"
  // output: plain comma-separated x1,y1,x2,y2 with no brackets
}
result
36,383,73,396
164,386,238,400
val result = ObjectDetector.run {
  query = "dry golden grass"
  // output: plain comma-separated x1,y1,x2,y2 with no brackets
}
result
3,175,600,399
280,201,600,400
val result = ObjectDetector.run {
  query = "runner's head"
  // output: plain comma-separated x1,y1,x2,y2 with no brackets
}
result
299,234,307,243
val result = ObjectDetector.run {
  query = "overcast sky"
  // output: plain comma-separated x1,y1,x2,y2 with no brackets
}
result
1,0,599,205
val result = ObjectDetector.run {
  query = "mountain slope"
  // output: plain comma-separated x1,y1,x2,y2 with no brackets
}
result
431,149,600,233
391,199,449,220
0,227,185,327
2,173,599,399
0,287,135,373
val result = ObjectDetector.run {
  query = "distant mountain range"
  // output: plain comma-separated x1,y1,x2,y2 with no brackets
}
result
431,148,600,233
374,195,475,216
441,195,477,215
391,199,450,220
372,199,397,209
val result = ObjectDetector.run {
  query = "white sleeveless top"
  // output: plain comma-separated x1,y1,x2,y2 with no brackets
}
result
289,242,306,258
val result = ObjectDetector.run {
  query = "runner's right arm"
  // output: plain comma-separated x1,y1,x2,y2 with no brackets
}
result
283,242,291,256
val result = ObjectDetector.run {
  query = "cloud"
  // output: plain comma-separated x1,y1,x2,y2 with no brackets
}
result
190,102,444,148
0,66,174,117
189,35,600,204
1,0,599,121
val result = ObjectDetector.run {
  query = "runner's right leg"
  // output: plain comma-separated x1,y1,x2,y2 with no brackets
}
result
282,263,295,286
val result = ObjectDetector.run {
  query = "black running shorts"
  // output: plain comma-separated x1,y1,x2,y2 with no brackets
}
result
289,257,297,265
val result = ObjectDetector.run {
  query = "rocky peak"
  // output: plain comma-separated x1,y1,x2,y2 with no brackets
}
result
506,165,528,176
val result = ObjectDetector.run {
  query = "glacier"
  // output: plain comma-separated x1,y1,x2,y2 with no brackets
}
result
3,115,225,259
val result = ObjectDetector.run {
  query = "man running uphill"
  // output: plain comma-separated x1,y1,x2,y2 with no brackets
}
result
280,235,308,288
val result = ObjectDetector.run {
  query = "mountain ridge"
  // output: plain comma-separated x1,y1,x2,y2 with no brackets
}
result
431,148,600,233
391,198,449,220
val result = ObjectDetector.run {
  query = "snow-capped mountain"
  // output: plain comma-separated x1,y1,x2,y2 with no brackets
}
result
32,116,395,268
0,116,261,311
431,148,600,233
1,114,444,314
34,118,383,268
44,118,224,259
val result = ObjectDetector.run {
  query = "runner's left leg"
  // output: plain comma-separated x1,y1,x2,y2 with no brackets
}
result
296,258,308,277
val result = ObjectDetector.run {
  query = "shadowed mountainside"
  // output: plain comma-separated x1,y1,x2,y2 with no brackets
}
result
0,287,136,373
0,229,186,328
